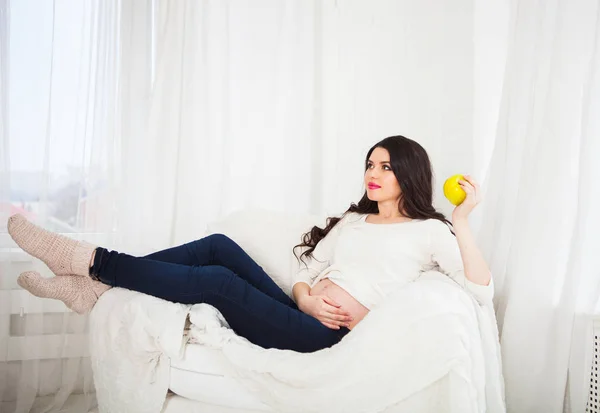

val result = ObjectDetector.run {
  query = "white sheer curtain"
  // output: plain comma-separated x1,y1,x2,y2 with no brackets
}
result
116,0,321,254
0,0,122,412
475,1,600,412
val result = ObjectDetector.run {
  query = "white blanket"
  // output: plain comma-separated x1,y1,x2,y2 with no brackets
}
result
89,271,505,413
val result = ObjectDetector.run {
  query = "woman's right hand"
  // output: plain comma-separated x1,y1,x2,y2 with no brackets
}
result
298,294,353,330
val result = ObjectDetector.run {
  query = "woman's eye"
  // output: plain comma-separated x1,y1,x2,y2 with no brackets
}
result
367,164,391,170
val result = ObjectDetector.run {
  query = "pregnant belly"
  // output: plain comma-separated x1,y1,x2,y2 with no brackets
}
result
310,279,369,330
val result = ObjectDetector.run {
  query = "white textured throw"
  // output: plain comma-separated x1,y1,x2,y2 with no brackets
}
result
89,289,190,413
89,271,505,413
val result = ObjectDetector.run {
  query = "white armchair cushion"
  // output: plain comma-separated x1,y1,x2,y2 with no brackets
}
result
205,208,323,297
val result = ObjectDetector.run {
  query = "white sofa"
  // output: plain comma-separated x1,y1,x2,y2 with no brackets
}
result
90,208,504,413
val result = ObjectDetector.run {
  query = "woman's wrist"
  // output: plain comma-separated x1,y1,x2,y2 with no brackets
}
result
292,282,311,307
451,215,469,227
296,293,311,310
452,216,491,286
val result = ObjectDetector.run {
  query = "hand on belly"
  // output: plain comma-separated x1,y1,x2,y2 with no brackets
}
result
310,279,370,330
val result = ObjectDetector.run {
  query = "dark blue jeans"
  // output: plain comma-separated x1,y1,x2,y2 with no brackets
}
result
90,233,349,353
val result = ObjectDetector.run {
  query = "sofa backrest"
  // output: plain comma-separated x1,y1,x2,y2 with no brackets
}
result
206,208,327,297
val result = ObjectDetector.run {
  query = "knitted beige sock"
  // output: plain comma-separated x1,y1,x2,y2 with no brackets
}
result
7,214,97,277
17,271,111,314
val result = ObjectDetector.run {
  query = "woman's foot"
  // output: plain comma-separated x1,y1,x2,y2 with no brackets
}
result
7,214,96,277
17,271,111,314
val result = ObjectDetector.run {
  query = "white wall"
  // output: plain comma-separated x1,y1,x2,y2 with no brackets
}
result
473,0,509,183
319,0,476,218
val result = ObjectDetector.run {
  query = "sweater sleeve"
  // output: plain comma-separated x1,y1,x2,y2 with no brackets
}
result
292,213,351,289
429,220,494,306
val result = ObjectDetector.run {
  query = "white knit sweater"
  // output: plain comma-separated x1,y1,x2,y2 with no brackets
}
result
293,212,494,308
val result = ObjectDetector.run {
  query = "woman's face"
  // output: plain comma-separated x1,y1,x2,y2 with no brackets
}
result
364,147,402,203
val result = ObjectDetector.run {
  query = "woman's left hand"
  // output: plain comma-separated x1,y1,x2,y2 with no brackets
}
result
452,175,482,221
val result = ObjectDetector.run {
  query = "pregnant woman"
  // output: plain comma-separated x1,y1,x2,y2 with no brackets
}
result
8,135,493,353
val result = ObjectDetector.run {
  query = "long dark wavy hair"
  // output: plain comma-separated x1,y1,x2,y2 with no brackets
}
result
293,135,453,267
